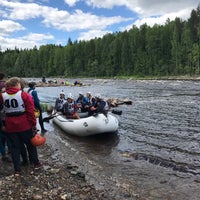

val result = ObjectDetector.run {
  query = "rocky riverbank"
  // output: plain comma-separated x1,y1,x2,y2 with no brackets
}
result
0,143,108,200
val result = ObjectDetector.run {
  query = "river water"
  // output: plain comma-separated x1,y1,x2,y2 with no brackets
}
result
33,78,200,200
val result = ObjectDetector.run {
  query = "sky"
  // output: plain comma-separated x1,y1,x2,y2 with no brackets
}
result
0,0,199,51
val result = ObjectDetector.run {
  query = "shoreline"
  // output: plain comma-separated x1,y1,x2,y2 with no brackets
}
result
0,142,107,200
28,76,200,87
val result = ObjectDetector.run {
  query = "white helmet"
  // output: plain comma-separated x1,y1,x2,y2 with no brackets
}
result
95,93,101,99
60,90,65,95
67,93,74,99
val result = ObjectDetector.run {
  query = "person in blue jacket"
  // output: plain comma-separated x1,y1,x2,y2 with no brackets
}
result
75,92,88,112
28,82,47,133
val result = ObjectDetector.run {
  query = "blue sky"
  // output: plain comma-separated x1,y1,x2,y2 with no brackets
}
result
0,0,199,51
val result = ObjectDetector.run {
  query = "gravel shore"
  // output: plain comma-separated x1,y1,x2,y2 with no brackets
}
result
0,143,107,200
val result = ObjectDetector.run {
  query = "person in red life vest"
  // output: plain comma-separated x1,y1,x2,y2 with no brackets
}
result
62,93,80,119
0,77,42,175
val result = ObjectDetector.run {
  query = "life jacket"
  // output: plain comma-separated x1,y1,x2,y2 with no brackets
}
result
56,98,66,111
68,101,75,114
63,101,76,115
2,90,25,116
28,88,33,95
87,97,95,106
104,101,109,111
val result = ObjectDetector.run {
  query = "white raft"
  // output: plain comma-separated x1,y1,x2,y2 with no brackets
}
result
52,113,119,136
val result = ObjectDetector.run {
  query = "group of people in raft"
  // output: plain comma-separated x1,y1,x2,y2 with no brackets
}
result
54,90,110,119
0,73,110,175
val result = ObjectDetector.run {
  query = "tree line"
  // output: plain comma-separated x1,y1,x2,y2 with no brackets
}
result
0,5,200,78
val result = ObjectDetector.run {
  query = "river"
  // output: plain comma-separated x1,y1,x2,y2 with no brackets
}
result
32,78,200,200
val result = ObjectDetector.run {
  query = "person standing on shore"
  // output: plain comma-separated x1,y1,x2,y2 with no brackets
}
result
0,77,42,174
0,72,12,162
28,82,47,133
0,72,6,93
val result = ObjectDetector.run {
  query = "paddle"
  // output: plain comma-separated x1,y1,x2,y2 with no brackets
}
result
43,112,59,122
43,112,74,122
43,115,56,122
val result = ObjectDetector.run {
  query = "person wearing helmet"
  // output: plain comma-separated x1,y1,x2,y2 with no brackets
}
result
89,94,109,116
84,92,95,111
62,93,80,119
75,92,88,112
28,82,47,133
54,90,66,112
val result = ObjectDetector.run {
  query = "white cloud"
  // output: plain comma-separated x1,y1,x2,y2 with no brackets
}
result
0,33,54,51
0,20,25,36
64,0,80,7
0,0,199,51
78,29,111,41
43,9,131,31
20,32,54,41
0,36,38,51
134,8,192,28
85,0,127,8
0,0,131,31
85,0,198,16
85,0,199,28
129,0,198,16
1,0,42,20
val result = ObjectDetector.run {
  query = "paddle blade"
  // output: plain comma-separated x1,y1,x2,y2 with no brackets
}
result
43,115,55,122
43,117,50,123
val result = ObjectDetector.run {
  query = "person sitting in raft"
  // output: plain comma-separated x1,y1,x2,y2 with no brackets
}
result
54,91,66,112
62,93,80,119
84,92,95,111
75,92,88,112
89,94,109,116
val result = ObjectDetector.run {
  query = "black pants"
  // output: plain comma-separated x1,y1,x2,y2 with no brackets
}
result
38,109,45,130
7,129,39,171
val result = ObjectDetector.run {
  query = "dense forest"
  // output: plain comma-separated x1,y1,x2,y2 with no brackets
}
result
1,6,200,78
